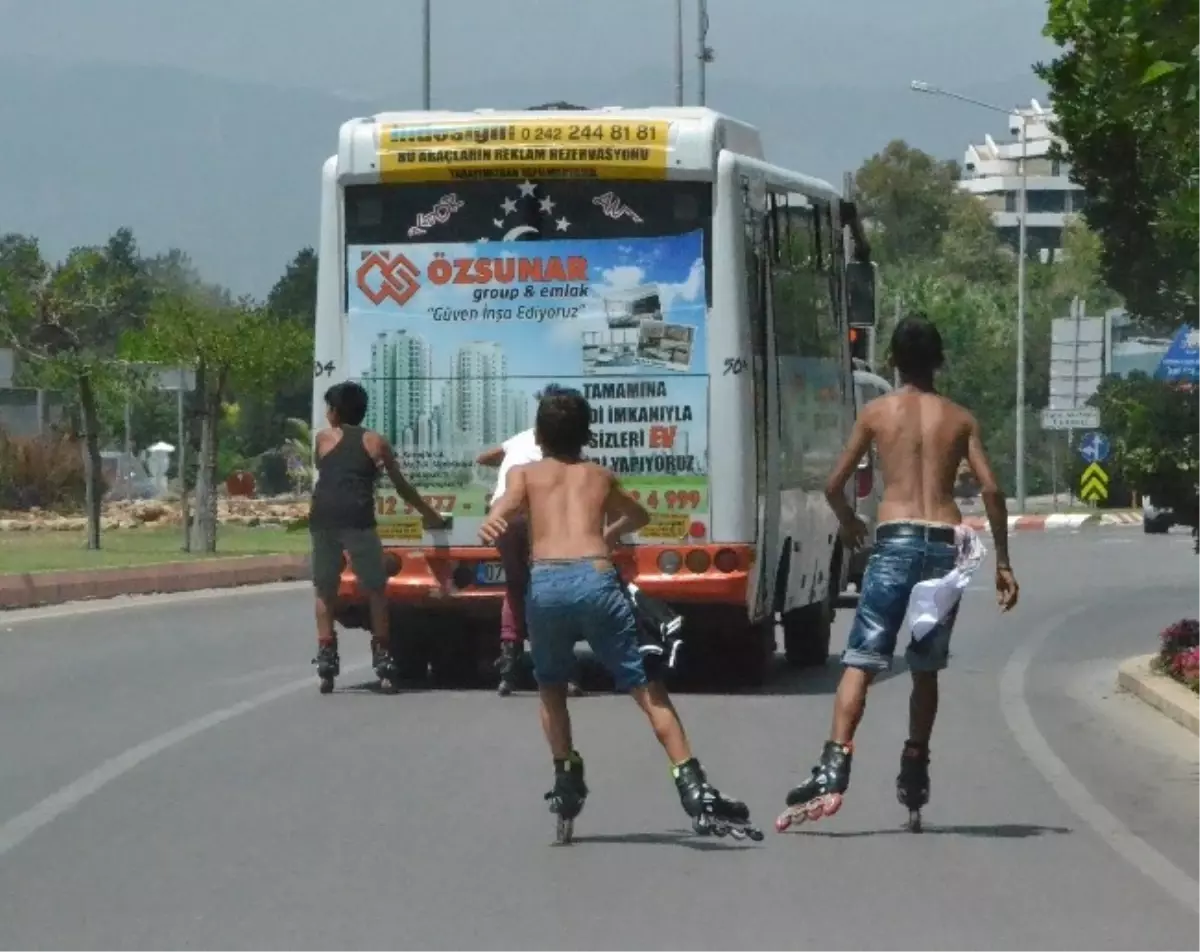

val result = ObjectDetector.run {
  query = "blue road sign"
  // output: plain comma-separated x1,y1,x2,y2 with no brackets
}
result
1079,431,1110,464
1154,325,1199,384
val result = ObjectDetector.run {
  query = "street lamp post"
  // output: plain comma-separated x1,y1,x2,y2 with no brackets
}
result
911,80,1028,513
674,0,685,106
421,0,431,109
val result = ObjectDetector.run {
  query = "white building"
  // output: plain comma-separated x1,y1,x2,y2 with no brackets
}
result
958,99,1086,259
448,342,508,450
363,330,432,446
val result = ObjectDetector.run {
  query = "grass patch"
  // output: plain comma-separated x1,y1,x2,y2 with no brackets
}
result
0,525,310,575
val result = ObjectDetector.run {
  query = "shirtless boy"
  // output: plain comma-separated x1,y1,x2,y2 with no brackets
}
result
479,387,761,841
779,315,1019,830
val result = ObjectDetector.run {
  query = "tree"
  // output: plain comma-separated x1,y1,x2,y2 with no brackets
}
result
123,292,311,552
0,232,142,548
236,249,319,460
853,141,964,265
1088,373,1199,526
1037,0,1199,332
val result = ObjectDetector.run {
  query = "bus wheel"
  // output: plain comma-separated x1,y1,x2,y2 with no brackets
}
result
781,553,838,668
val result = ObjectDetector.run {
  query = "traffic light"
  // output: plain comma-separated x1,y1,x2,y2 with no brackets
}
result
849,325,870,364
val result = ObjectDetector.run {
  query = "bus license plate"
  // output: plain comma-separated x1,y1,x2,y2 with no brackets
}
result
475,562,507,585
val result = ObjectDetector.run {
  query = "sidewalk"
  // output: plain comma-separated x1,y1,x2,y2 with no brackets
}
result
961,511,1143,533
0,555,310,610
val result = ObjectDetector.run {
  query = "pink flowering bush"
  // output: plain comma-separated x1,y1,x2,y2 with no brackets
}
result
1154,619,1200,693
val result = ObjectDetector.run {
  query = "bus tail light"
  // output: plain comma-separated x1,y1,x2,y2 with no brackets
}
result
657,551,682,574
684,549,711,574
384,552,403,576
713,548,740,573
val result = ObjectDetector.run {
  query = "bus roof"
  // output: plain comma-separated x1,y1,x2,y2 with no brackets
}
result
334,105,764,183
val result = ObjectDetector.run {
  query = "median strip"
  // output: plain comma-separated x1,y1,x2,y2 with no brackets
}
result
1117,654,1200,735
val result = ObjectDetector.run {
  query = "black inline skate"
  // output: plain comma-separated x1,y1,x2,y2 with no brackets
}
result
371,639,399,694
673,758,764,842
896,741,930,832
495,641,523,697
545,750,588,844
312,641,340,695
775,741,853,831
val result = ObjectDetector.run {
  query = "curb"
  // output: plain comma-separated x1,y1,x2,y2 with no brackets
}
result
0,555,311,610
1116,654,1199,735
962,512,1142,533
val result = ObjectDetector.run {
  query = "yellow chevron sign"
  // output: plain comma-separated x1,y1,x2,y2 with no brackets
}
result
1080,462,1109,502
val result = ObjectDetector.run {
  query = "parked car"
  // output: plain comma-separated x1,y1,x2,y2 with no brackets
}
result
1142,495,1175,534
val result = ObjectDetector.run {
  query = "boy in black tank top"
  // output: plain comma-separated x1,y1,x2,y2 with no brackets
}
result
310,382,446,693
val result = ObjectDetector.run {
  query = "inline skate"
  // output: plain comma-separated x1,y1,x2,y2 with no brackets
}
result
775,741,852,831
312,641,340,695
896,741,930,832
371,639,399,694
545,750,588,844
495,641,523,697
673,758,764,841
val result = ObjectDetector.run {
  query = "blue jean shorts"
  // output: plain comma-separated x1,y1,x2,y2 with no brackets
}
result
842,522,962,674
526,558,648,693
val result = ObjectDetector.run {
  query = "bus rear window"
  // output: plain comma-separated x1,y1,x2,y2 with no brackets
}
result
344,181,711,246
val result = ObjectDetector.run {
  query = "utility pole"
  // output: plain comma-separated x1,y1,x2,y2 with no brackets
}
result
674,0,684,106
697,0,713,106
421,0,431,109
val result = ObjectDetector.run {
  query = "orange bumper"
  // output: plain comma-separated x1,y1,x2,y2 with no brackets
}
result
337,543,753,607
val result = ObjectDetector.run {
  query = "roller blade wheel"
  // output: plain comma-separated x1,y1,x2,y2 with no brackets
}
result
905,809,923,833
774,792,844,832
691,814,765,842
555,815,575,845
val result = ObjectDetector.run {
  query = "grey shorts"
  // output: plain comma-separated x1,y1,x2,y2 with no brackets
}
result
310,527,387,595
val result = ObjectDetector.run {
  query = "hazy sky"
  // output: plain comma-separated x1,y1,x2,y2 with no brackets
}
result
0,0,1060,292
0,0,1055,106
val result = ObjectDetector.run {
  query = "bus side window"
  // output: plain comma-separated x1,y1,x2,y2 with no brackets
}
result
742,177,770,500
769,192,823,490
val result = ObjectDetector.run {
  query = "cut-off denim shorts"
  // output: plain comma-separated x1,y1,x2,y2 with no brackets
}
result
526,558,648,692
842,522,963,674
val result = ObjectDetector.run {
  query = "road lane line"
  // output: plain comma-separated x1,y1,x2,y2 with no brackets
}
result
1000,605,1200,913
0,656,370,861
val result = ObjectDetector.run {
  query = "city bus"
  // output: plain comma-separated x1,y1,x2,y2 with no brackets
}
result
312,105,877,686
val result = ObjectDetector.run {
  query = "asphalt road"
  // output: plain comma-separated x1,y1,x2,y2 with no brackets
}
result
0,529,1196,950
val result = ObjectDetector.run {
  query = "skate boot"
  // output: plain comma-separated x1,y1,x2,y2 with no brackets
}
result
495,641,522,697
673,758,764,842
312,641,340,695
896,740,930,832
372,640,400,694
775,741,852,831
544,750,588,844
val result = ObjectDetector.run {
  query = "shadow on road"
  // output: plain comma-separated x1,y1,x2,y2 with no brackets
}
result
568,829,758,852
796,822,1073,839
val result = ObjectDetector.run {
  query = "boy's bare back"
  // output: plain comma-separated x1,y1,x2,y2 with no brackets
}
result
863,389,997,526
509,458,653,561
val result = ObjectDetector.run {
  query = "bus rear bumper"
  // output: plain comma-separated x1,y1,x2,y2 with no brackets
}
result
333,543,754,618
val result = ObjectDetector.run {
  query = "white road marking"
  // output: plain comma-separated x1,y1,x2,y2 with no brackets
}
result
0,655,370,861
999,604,1200,913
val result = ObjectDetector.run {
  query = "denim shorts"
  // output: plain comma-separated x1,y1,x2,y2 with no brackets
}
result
526,558,648,693
842,522,962,674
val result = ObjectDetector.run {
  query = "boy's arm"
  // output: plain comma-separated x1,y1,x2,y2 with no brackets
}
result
603,476,651,547
824,412,872,545
476,445,505,467
372,435,445,526
965,415,1009,567
965,413,1019,610
479,466,528,544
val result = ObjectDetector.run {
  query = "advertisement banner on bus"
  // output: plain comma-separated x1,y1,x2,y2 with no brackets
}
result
345,229,709,544
377,119,672,183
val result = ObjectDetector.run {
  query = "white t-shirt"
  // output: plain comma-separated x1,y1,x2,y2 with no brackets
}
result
494,428,542,499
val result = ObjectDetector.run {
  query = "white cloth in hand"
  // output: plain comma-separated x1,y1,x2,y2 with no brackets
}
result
906,525,986,641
